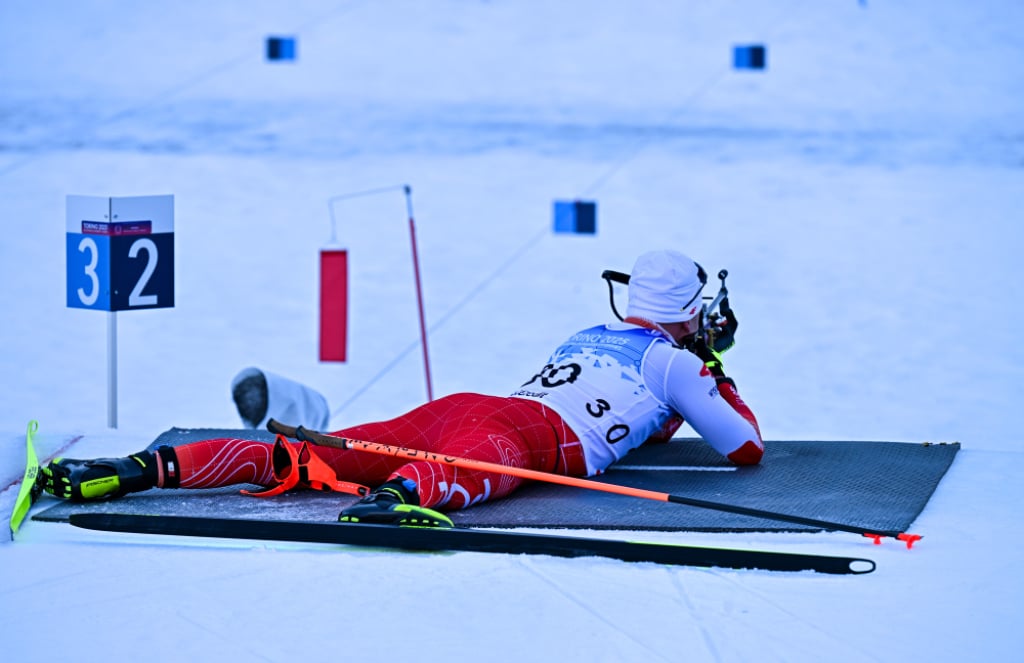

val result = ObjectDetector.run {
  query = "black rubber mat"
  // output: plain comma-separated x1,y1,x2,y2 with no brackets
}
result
35,428,960,532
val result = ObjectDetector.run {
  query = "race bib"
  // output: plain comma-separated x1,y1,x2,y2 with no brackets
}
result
511,325,675,473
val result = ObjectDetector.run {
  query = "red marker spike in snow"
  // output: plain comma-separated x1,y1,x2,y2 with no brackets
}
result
897,533,923,550
863,532,922,548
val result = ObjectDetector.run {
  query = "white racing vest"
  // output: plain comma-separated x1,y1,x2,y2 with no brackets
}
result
510,325,675,475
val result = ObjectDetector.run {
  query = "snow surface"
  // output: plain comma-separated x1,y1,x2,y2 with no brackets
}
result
1,1,1022,660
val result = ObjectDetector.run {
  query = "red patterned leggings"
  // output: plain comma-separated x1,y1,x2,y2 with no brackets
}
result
167,393,585,510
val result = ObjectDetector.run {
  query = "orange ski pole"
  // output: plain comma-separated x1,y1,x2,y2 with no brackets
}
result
267,419,921,548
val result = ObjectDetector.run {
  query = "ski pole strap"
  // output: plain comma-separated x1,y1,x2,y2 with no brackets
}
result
240,435,300,497
294,441,369,496
241,435,369,498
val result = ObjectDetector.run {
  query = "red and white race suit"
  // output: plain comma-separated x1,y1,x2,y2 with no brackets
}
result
164,322,762,510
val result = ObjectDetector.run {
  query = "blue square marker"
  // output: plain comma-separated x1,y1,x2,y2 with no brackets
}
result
553,201,597,235
267,36,297,61
733,44,766,70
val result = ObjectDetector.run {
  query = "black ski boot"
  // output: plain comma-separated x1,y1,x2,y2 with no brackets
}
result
339,478,452,528
40,447,176,501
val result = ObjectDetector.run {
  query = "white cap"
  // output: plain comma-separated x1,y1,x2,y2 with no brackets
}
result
626,250,704,323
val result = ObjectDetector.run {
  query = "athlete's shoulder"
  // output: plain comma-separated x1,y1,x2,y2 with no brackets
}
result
646,336,705,373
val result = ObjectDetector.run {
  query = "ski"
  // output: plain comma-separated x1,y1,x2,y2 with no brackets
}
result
69,513,876,574
10,420,42,537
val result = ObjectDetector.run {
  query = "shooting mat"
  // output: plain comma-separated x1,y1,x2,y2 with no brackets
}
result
35,428,960,532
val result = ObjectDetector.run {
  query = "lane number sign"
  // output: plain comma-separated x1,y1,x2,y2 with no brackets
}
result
66,195,174,311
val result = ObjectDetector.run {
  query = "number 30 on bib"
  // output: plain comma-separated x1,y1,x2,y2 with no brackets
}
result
65,195,175,311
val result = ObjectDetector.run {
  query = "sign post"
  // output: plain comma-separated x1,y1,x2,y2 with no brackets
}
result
66,194,175,428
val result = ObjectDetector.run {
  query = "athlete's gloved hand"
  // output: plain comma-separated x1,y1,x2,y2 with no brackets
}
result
710,297,738,354
39,460,74,499
692,336,726,378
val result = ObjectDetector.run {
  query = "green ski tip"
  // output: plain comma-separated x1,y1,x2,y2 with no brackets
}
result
10,420,41,537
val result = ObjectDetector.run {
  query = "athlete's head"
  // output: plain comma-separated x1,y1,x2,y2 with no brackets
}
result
626,250,706,325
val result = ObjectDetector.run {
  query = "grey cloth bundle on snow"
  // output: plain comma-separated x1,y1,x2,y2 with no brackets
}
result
231,367,331,431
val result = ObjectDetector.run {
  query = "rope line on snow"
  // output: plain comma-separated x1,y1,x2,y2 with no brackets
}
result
2,1,807,423
578,0,810,198
0,1,359,179
333,1,812,422
331,225,548,419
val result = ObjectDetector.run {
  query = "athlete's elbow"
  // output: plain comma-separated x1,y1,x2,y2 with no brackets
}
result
727,439,764,466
